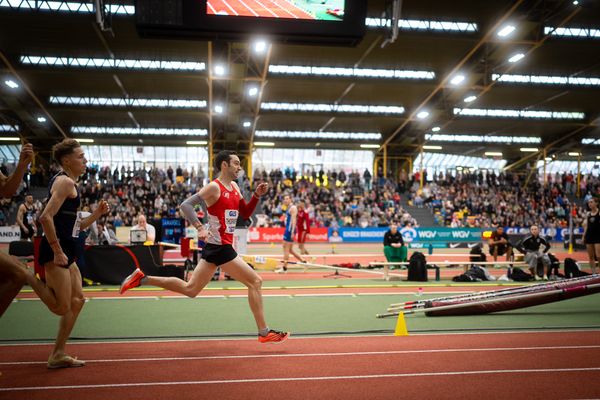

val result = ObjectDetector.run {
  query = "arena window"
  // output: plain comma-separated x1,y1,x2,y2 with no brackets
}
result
425,134,541,144
261,102,404,115
413,152,507,177
268,65,434,80
365,18,477,32
49,96,207,109
20,55,205,71
253,148,373,173
0,124,19,132
81,145,208,171
71,127,208,136
544,26,600,38
453,107,585,120
0,0,133,15
492,73,600,87
255,130,381,141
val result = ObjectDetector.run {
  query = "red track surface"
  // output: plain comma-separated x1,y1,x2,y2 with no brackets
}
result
207,0,314,19
1,332,599,399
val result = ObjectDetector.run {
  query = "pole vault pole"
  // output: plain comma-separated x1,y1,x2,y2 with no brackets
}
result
377,282,600,318
387,275,598,311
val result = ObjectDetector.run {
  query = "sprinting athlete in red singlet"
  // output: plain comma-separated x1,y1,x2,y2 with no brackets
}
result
120,150,289,343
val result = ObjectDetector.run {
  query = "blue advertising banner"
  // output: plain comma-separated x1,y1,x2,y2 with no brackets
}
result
500,227,583,242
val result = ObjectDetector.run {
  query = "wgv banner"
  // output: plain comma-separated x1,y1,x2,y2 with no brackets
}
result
331,227,481,244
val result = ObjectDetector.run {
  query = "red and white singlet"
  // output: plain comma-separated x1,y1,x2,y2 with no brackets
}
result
206,180,240,245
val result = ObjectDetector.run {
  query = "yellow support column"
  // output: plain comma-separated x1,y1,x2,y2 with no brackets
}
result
383,145,387,179
248,151,253,184
576,153,581,198
209,141,214,180
419,146,424,190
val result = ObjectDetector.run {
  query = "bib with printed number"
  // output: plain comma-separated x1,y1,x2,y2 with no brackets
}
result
225,209,239,234
72,212,83,238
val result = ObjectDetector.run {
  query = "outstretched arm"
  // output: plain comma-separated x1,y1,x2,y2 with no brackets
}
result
80,201,110,231
237,182,268,219
0,143,33,198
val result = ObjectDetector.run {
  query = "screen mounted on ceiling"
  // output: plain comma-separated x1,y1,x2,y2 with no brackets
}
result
136,0,365,46
206,0,346,21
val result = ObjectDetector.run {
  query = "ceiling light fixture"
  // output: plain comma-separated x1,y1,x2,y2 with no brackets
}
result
416,111,430,119
254,40,267,53
464,95,477,103
254,141,275,147
214,65,226,76
508,53,525,63
186,140,208,145
450,74,465,85
497,25,516,37
4,79,19,89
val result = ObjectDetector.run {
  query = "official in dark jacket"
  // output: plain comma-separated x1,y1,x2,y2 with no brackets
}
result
516,225,551,280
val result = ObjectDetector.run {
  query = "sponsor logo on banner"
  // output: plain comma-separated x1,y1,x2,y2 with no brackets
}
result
248,227,328,242
400,227,417,243
0,226,21,243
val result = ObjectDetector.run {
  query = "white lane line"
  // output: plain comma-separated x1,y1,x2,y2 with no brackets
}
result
251,0,278,17
2,345,600,366
2,367,600,391
2,329,599,346
236,0,259,16
207,1,217,14
219,0,239,15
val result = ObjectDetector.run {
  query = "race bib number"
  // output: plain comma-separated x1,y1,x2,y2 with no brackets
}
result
72,212,83,238
224,209,238,234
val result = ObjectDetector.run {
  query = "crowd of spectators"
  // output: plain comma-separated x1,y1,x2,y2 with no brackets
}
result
252,167,418,230
2,159,599,234
407,170,600,229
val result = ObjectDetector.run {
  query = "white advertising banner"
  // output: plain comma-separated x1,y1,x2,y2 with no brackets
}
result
0,226,21,243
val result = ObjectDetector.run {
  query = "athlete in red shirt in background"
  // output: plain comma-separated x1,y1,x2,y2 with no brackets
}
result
120,150,289,343
296,201,310,256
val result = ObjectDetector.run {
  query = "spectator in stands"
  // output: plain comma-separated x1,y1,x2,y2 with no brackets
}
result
130,214,156,244
583,197,599,274
488,226,512,263
90,221,119,245
516,225,551,280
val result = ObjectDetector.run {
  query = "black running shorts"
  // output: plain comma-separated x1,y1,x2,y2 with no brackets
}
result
38,237,78,268
201,243,238,266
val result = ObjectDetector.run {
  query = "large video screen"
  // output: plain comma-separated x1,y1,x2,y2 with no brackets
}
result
207,0,346,21
136,0,366,46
